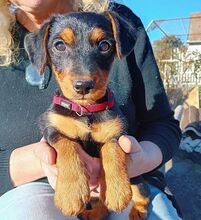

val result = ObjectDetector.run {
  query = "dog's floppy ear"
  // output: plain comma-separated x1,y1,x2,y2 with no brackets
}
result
24,22,50,75
106,11,136,59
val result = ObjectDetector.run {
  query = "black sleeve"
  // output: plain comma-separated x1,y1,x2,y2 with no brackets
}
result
0,147,14,195
114,3,182,165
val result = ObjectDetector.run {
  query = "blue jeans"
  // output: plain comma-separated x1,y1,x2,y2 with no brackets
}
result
0,182,181,220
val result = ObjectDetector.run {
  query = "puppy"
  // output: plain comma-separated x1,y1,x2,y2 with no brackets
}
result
25,11,150,220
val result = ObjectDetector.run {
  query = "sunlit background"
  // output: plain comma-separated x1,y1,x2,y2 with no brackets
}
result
123,0,201,42
122,1,201,133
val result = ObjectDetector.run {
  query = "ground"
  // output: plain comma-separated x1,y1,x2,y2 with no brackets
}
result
165,150,201,220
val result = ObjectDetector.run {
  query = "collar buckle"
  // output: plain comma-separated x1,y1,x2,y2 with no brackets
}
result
75,104,84,117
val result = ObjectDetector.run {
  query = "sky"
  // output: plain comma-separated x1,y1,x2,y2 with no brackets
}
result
122,0,201,42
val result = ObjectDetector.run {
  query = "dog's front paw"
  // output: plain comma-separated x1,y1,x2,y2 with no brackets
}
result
78,209,108,220
129,184,150,220
129,205,147,220
100,140,132,212
54,176,90,216
103,180,132,212
78,199,109,220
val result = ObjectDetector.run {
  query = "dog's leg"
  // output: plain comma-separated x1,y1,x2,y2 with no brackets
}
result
53,137,90,216
100,139,132,212
129,184,150,220
78,197,109,220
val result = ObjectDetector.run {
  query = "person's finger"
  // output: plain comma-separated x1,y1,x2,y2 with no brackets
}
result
40,137,48,143
43,163,58,176
118,135,141,153
34,142,57,165
90,185,100,197
41,162,57,189
89,181,99,192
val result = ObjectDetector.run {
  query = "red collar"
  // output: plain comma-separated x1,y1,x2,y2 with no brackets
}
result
53,90,115,116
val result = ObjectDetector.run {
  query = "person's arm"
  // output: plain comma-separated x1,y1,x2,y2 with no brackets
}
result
131,25,181,166
9,142,54,187
118,136,162,178
111,3,181,170
3,139,100,194
124,9,181,166
0,143,44,196
0,147,15,195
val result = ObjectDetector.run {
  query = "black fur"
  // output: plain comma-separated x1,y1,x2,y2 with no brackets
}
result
25,12,136,156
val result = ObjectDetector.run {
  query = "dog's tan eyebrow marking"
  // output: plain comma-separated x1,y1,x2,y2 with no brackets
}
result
89,27,106,44
60,27,76,45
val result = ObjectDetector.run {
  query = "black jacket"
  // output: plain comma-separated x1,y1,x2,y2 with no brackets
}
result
0,4,181,196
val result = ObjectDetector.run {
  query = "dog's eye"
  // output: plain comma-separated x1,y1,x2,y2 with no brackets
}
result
98,40,111,53
53,40,66,52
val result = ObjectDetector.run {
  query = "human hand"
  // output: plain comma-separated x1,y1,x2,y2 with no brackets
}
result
118,135,162,178
34,138,101,191
34,138,58,189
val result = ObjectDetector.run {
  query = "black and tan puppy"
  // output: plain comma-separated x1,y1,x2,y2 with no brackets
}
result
25,11,150,220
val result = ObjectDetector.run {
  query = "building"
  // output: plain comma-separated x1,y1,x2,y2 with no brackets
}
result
182,12,201,86
188,12,201,52
161,12,201,88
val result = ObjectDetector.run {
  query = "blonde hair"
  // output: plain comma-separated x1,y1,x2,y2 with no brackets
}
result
0,0,15,66
0,0,110,66
79,0,109,12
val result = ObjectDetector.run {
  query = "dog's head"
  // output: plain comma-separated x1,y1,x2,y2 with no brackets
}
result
25,12,136,104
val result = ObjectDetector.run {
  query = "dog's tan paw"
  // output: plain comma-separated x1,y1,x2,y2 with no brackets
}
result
54,180,90,216
103,181,132,212
129,206,147,220
129,184,150,220
78,210,108,220
78,198,109,220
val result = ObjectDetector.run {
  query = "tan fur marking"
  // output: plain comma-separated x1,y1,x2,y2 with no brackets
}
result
53,138,90,216
52,64,66,81
89,27,106,44
39,24,50,75
91,117,123,143
79,198,109,219
106,12,122,59
60,27,76,45
48,112,90,140
100,140,131,211
89,71,108,103
129,185,150,220
51,65,78,101
51,64,109,104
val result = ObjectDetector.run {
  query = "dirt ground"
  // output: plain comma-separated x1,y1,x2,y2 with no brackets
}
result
165,150,201,220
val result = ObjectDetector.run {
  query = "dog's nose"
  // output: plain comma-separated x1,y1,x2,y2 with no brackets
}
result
73,80,95,94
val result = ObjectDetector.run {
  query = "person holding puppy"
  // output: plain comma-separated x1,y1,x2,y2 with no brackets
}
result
0,0,181,219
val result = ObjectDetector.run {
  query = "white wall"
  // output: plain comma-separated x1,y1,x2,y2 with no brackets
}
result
188,44,201,53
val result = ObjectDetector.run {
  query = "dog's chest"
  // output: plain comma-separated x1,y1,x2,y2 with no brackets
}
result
48,112,123,144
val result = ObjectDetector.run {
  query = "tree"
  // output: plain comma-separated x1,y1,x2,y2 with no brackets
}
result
153,35,185,61
153,35,187,87
153,35,201,108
